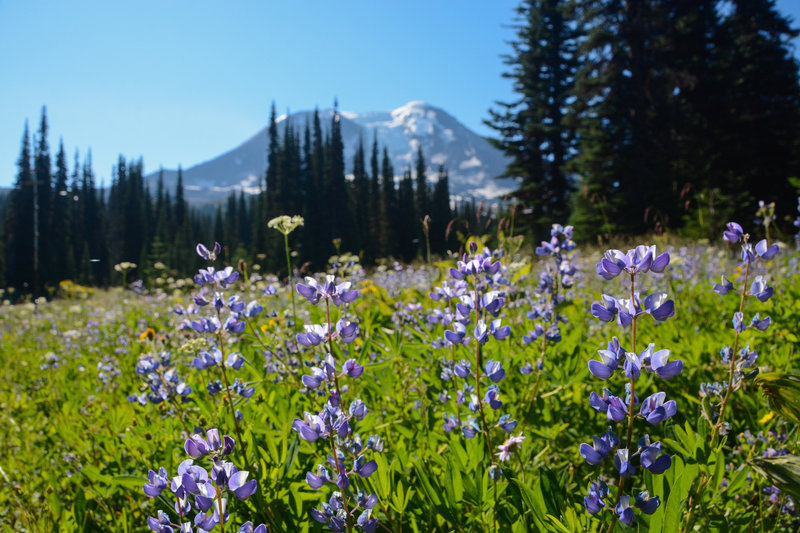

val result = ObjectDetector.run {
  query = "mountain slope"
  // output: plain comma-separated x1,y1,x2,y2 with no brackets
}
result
145,101,514,206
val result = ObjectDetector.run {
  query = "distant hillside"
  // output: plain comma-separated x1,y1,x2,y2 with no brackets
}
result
145,101,514,207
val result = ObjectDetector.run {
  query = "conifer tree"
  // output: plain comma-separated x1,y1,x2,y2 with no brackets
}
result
714,0,800,230
4,122,34,290
70,149,83,276
431,164,453,254
351,136,370,257
414,145,428,220
380,147,396,257
325,101,350,251
265,102,279,217
51,140,74,281
397,168,418,262
368,132,382,260
486,0,579,239
175,165,186,229
34,107,53,292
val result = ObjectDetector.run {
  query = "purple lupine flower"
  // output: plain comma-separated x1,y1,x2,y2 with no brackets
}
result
723,222,744,243
484,359,505,383
445,322,470,345
606,395,628,423
545,326,561,342
443,413,458,433
580,436,611,465
228,470,257,500
341,359,364,378
522,324,545,344
597,246,663,279
584,481,608,515
336,319,359,343
244,300,263,317
635,490,660,514
185,434,210,458
354,455,378,478
639,392,677,425
591,294,618,322
349,399,368,421
733,312,746,333
192,349,222,370
614,449,635,477
749,276,773,302
587,347,620,379
196,242,222,261
238,522,268,533
297,324,326,347
641,345,683,380
713,276,734,296
589,388,613,414
639,439,671,474
623,351,642,379
755,239,779,260
147,510,173,533
615,495,636,525
292,413,326,443
643,292,675,322
462,419,480,439
496,414,517,433
302,367,326,389
143,467,169,497
484,385,502,410
751,313,771,331
454,359,471,378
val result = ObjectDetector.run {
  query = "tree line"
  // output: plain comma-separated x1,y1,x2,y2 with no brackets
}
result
0,104,484,294
487,0,800,241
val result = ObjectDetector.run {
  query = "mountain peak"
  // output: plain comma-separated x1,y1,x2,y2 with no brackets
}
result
145,103,514,206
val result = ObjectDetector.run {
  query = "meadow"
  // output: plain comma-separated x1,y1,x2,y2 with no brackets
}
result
1,224,799,533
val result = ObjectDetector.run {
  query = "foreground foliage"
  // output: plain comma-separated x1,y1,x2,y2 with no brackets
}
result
1,233,799,532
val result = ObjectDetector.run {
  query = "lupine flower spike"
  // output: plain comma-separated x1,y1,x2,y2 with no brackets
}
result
582,245,680,527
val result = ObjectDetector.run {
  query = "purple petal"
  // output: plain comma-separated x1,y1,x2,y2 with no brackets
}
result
651,252,670,272
357,460,378,478
656,360,683,380
580,443,604,465
588,360,614,379
647,454,672,474
234,479,258,500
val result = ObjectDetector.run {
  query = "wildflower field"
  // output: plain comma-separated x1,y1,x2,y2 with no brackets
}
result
2,225,800,533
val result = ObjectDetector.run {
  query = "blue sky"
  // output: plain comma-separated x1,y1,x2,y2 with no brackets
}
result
1,0,799,188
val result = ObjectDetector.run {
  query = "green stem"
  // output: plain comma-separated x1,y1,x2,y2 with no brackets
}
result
606,274,638,533
215,324,250,468
711,258,751,447
284,233,298,333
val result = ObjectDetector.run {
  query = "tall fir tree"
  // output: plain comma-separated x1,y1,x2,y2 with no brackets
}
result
34,107,53,292
414,145,428,222
431,164,453,254
397,168,418,261
325,101,350,251
351,136,370,257
380,147,396,258
4,122,34,290
51,140,75,281
714,0,800,232
368,132,382,261
486,0,579,239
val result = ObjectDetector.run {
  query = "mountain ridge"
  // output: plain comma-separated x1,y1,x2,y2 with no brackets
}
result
144,101,514,206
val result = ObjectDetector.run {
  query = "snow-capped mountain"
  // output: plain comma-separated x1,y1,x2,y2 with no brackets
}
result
145,101,514,206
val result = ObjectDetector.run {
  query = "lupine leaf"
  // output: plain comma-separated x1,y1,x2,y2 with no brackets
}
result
748,455,800,500
754,371,800,425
